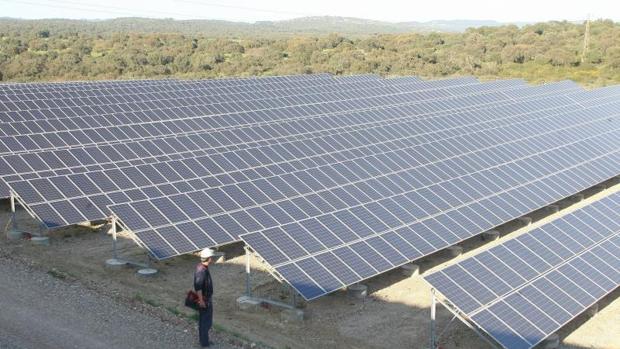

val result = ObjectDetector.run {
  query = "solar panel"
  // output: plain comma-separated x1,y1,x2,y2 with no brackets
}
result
0,77,386,123
238,100,620,300
333,74,383,82
0,77,483,142
0,73,333,95
424,190,620,349
382,76,425,85
90,89,615,261
0,78,345,113
1,78,536,198
7,80,575,226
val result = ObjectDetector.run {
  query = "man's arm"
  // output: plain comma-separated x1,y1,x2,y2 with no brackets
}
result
194,268,207,308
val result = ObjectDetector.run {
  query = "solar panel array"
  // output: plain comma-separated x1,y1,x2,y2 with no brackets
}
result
26,81,580,228
2,74,619,308
1,76,490,197
0,77,544,207
239,98,620,300
424,191,620,349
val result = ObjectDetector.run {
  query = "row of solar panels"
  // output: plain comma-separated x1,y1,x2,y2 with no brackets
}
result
2,74,618,314
0,73,335,94
239,101,620,299
425,190,619,349
0,77,546,196
0,77,493,137
5,78,587,225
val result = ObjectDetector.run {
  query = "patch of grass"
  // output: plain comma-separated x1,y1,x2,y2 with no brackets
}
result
47,268,72,280
165,305,182,316
132,292,161,307
47,269,66,279
144,298,160,307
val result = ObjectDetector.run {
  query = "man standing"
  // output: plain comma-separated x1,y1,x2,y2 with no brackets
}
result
194,248,215,347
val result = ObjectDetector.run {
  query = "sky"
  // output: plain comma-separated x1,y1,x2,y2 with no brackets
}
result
1,0,619,23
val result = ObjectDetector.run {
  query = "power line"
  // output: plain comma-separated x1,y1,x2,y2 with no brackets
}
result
1,0,322,20
0,0,238,20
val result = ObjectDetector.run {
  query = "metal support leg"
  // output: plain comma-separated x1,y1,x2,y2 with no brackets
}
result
430,289,437,349
292,288,298,308
10,193,17,230
244,245,251,297
111,216,118,259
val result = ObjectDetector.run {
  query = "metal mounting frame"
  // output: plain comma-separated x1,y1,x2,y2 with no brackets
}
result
108,216,152,269
430,288,500,349
241,244,299,311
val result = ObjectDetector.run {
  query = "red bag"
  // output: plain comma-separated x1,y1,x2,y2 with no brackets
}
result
185,290,200,310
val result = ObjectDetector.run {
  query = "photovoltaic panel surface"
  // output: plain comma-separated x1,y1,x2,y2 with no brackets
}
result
9,78,543,226
0,77,386,122
424,190,620,349
239,100,620,300
1,78,536,199
0,77,484,151
0,73,333,95
101,86,615,262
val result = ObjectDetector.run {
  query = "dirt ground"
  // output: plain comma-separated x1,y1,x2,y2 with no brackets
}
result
1,182,619,349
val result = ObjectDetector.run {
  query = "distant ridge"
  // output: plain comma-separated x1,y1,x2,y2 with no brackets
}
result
0,16,532,35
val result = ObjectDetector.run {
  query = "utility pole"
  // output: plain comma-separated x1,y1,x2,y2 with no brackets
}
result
581,14,591,63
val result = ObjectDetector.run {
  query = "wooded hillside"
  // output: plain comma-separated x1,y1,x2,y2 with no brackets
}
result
0,18,618,85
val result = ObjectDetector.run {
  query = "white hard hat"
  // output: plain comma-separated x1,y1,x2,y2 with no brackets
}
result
200,248,215,259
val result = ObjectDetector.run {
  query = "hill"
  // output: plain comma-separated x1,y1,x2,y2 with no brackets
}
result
0,16,525,37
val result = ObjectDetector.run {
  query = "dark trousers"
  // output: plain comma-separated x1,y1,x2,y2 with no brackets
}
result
198,302,213,347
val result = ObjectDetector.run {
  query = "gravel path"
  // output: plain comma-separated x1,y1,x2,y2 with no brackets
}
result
0,256,229,349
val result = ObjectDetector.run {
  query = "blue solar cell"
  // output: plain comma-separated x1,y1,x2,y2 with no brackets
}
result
332,246,376,279
296,258,344,294
135,230,176,259
195,218,235,245
314,252,360,285
30,203,66,227
471,307,535,349
276,263,324,300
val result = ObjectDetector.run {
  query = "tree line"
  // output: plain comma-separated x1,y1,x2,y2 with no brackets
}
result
0,19,618,86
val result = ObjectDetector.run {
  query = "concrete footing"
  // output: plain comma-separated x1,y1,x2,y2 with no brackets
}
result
446,245,463,257
546,204,560,213
586,303,598,317
400,263,420,277
236,296,262,312
540,333,560,349
236,296,305,321
105,258,128,270
518,216,532,226
481,230,500,241
31,236,50,246
280,308,305,322
6,229,24,240
136,268,158,277
347,284,368,299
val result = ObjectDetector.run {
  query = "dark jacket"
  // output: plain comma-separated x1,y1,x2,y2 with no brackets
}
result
194,263,213,302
